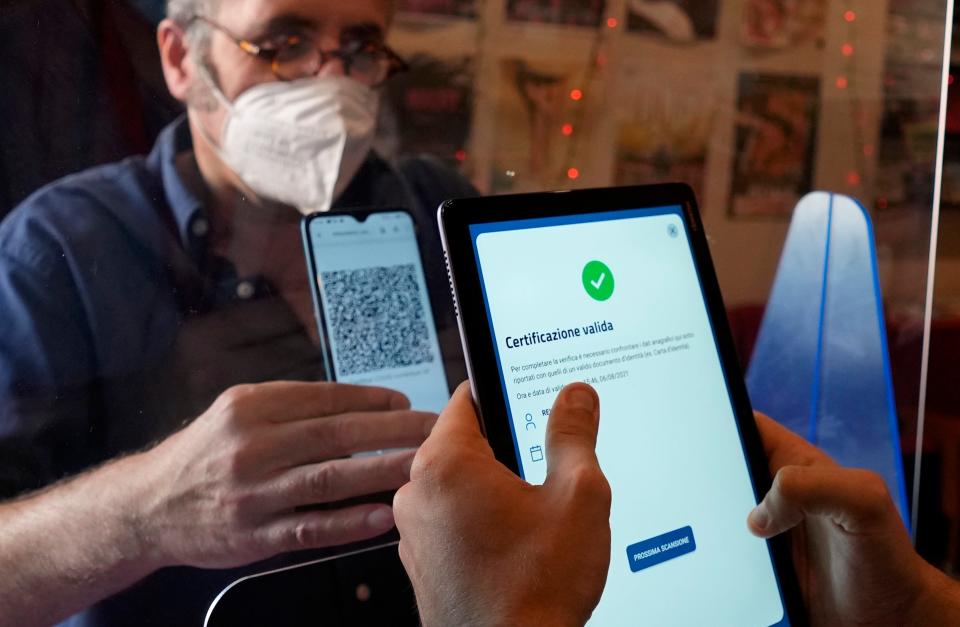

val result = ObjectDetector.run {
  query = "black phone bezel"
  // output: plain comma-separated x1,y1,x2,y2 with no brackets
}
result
301,206,453,393
439,183,806,626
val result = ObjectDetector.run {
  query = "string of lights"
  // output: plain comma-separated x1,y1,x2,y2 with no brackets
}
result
559,14,620,184
489,2,881,196
835,4,873,205
561,3,871,193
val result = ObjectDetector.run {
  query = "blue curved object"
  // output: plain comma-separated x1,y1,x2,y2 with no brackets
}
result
746,192,909,526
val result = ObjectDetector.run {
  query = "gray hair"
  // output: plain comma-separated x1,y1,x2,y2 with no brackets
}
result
166,0,215,23
167,0,220,76
166,0,221,96
166,0,217,49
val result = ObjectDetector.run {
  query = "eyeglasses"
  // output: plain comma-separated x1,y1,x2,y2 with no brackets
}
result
190,15,408,86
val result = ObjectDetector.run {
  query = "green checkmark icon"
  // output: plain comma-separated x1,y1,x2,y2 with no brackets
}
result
582,260,614,302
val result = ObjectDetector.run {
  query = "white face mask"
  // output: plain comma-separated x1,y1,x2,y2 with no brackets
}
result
203,74,380,214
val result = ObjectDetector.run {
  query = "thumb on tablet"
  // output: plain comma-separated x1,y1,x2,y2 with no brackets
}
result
426,381,484,444
545,383,604,488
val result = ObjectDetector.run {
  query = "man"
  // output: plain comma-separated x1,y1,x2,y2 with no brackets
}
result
0,0,473,624
396,383,960,627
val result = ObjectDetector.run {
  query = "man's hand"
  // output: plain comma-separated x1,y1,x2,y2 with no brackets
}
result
394,382,611,627
749,414,960,626
137,381,437,569
0,380,435,627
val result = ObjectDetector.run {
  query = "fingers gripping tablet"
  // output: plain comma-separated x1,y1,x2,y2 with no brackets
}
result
438,184,805,627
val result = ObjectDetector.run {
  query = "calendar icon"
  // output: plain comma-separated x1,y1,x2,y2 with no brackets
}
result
529,445,544,463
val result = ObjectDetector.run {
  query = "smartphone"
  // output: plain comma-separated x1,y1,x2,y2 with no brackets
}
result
302,209,450,414
439,184,805,626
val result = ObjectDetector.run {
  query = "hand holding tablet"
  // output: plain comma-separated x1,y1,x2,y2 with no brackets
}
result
438,184,805,626
394,381,611,627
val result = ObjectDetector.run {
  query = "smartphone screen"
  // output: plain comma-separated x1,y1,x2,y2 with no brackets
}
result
468,206,789,626
306,211,449,414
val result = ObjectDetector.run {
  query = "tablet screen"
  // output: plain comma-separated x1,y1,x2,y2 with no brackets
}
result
469,206,789,626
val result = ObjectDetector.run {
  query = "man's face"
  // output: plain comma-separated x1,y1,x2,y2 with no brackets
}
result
190,0,391,139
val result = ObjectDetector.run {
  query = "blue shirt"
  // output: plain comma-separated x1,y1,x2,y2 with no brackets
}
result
0,116,475,626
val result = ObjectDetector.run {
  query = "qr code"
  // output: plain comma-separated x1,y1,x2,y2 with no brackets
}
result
322,264,435,376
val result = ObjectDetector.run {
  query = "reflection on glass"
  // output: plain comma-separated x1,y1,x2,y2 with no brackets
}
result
0,0,955,623
384,0,953,570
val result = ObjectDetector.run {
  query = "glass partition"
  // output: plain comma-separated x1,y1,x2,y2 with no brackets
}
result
927,0,960,574
0,0,954,623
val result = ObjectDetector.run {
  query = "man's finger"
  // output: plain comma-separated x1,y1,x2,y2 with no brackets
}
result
221,381,410,424
269,409,437,468
754,412,833,473
262,450,416,512
408,382,492,483
748,465,897,539
257,504,397,554
392,482,417,537
422,382,485,445
544,383,601,486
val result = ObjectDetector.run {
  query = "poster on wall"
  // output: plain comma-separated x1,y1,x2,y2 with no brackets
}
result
875,55,941,211
379,54,475,173
873,1,944,212
625,0,720,42
942,64,960,209
505,0,607,28
614,82,715,202
741,0,827,49
396,0,477,18
730,73,820,218
491,59,587,193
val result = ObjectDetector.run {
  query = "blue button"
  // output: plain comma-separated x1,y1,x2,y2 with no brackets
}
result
626,526,696,573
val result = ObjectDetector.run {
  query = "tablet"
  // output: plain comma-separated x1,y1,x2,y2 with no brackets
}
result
438,184,804,627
